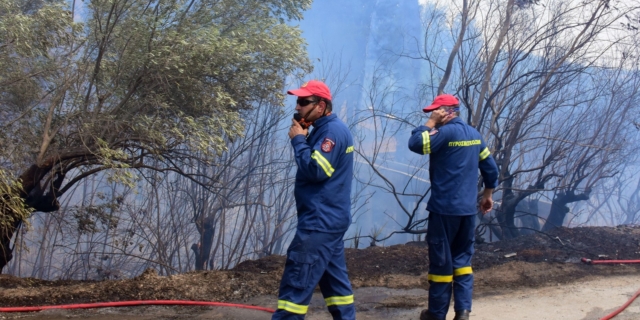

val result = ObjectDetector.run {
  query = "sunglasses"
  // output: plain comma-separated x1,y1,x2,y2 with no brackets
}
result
297,98,318,107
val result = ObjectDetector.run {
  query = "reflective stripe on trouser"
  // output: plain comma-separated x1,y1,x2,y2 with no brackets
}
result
272,229,355,320
426,212,475,319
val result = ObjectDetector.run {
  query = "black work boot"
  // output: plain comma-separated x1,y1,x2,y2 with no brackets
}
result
453,309,471,320
420,309,444,320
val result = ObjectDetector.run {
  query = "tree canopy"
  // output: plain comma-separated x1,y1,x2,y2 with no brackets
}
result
0,0,312,271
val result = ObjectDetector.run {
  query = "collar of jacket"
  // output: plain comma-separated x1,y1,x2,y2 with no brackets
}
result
312,114,337,128
441,116,463,127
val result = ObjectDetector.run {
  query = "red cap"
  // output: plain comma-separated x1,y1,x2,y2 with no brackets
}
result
423,94,460,112
287,80,332,100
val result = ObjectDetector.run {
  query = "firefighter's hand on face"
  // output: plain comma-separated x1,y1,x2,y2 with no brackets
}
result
289,119,308,139
426,108,448,128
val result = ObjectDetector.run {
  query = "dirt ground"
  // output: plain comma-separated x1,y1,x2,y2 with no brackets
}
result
2,226,640,319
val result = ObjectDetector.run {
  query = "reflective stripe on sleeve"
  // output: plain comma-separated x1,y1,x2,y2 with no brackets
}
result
311,151,335,177
454,266,473,276
277,300,309,314
324,295,354,306
479,147,490,160
421,131,431,154
427,274,453,282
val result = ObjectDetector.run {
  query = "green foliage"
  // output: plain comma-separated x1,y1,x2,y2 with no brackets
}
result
0,169,33,229
0,0,312,198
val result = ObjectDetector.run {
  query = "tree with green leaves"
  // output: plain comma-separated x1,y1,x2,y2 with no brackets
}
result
0,0,312,272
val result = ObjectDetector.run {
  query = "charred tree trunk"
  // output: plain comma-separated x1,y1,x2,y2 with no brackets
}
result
497,191,521,239
496,175,522,239
0,216,22,273
190,243,202,270
542,190,590,232
518,199,540,235
192,215,215,270
622,180,640,225
0,164,64,273
498,172,549,239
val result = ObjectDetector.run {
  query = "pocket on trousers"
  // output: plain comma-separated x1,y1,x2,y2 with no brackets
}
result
285,251,319,290
428,239,446,267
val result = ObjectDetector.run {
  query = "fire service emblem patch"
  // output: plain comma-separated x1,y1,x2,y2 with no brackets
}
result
321,138,335,153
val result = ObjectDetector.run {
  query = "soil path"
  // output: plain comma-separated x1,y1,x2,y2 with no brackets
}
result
468,275,640,320
306,274,640,320
4,226,640,320
2,274,639,320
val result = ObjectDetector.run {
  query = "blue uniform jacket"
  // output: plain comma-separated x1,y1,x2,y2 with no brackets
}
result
408,117,499,216
291,114,354,233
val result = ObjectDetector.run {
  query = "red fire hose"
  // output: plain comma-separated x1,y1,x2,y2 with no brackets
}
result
581,258,640,265
599,288,640,320
0,300,275,313
2,258,637,318
581,257,640,319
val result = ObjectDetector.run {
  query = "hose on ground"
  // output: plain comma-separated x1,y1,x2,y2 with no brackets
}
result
581,258,640,264
0,300,275,313
599,287,640,320
4,259,639,319
581,257,640,319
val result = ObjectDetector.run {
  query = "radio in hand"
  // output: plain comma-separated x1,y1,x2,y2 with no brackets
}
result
293,113,312,129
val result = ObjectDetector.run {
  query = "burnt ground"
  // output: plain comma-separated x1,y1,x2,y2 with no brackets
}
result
1,226,640,318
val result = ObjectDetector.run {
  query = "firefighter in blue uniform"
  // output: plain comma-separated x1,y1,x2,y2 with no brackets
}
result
408,94,499,320
272,80,356,320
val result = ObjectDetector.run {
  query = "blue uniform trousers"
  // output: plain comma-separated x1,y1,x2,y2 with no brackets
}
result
272,229,356,320
427,212,475,319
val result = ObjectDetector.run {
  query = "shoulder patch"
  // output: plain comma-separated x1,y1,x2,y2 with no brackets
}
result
321,138,336,153
429,128,439,136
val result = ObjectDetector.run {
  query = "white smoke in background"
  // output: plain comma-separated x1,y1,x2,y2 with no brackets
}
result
417,0,637,68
